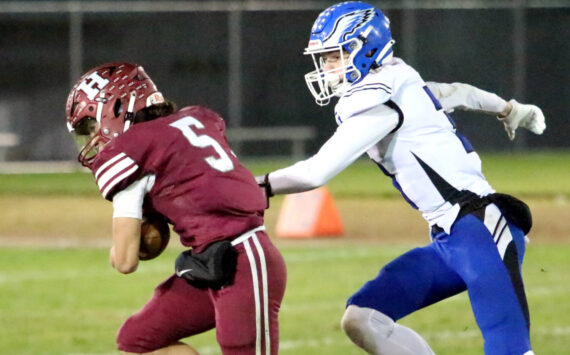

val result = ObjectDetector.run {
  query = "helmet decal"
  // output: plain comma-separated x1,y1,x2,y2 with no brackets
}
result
307,39,323,50
65,62,162,167
323,8,375,44
304,1,394,106
76,71,110,100
146,92,165,106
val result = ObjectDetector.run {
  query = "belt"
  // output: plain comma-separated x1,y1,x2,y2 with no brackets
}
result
431,194,495,236
431,224,444,235
231,225,266,246
456,194,494,220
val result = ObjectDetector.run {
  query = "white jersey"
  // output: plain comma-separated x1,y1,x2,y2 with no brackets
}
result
338,58,494,232
269,58,498,233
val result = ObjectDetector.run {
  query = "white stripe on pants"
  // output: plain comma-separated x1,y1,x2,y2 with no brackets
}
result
233,226,270,355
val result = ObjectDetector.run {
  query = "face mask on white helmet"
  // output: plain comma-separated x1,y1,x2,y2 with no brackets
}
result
303,1,395,106
304,38,364,106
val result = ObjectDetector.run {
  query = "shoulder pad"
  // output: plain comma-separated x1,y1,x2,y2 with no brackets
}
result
336,76,392,122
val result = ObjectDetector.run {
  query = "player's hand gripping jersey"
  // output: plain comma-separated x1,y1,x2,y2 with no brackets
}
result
91,106,266,251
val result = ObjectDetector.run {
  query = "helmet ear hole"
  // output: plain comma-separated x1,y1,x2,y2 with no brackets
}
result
113,98,122,118
365,48,378,58
70,102,78,116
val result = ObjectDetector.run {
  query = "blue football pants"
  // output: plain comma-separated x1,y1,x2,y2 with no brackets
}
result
347,210,531,355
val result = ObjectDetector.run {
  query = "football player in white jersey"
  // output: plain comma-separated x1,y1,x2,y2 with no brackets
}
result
256,2,545,354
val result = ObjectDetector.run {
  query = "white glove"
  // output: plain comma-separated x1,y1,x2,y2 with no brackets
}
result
498,99,546,141
255,175,266,185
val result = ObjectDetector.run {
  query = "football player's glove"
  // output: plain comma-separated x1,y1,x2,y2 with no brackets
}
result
498,99,546,141
255,174,274,209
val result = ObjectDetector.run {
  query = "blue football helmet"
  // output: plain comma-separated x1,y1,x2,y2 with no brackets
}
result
304,1,395,105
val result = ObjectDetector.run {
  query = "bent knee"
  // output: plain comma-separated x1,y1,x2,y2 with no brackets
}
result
117,318,142,352
341,305,364,336
341,305,394,338
117,317,160,353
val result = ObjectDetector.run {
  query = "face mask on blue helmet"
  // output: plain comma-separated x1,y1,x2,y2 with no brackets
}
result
304,1,395,106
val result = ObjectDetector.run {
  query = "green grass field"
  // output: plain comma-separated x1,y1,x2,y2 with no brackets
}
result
1,151,569,198
1,245,569,355
0,151,569,354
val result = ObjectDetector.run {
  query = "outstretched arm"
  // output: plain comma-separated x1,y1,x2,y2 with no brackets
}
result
260,104,399,195
426,82,546,140
426,81,507,115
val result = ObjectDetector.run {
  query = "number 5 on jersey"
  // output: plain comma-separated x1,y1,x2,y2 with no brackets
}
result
170,116,234,173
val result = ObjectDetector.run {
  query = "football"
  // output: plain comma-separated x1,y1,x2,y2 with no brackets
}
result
138,215,170,261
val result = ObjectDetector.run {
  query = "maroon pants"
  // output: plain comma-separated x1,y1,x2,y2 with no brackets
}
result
117,230,287,354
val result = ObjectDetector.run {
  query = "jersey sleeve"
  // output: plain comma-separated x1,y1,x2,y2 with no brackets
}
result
112,175,156,219
91,143,145,201
269,104,399,194
426,82,508,115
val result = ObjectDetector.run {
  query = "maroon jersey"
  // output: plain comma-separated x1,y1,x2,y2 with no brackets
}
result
91,106,266,250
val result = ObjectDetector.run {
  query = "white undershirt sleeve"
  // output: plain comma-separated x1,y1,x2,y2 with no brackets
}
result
268,104,399,194
112,175,156,219
426,82,508,115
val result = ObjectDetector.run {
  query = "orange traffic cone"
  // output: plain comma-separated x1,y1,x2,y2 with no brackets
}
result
275,187,344,238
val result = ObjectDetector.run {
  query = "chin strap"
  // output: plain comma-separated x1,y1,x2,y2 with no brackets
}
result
95,90,106,124
376,39,395,66
123,91,137,133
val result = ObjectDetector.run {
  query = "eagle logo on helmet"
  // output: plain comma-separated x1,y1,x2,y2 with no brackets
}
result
304,1,394,106
322,8,375,45
342,9,375,40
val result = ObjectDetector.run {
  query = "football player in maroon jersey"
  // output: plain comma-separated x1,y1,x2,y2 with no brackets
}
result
65,62,287,355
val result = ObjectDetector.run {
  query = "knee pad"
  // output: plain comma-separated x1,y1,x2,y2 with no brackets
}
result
341,305,435,355
341,305,394,347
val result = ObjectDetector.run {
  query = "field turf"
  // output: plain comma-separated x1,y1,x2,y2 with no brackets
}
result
0,151,568,354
